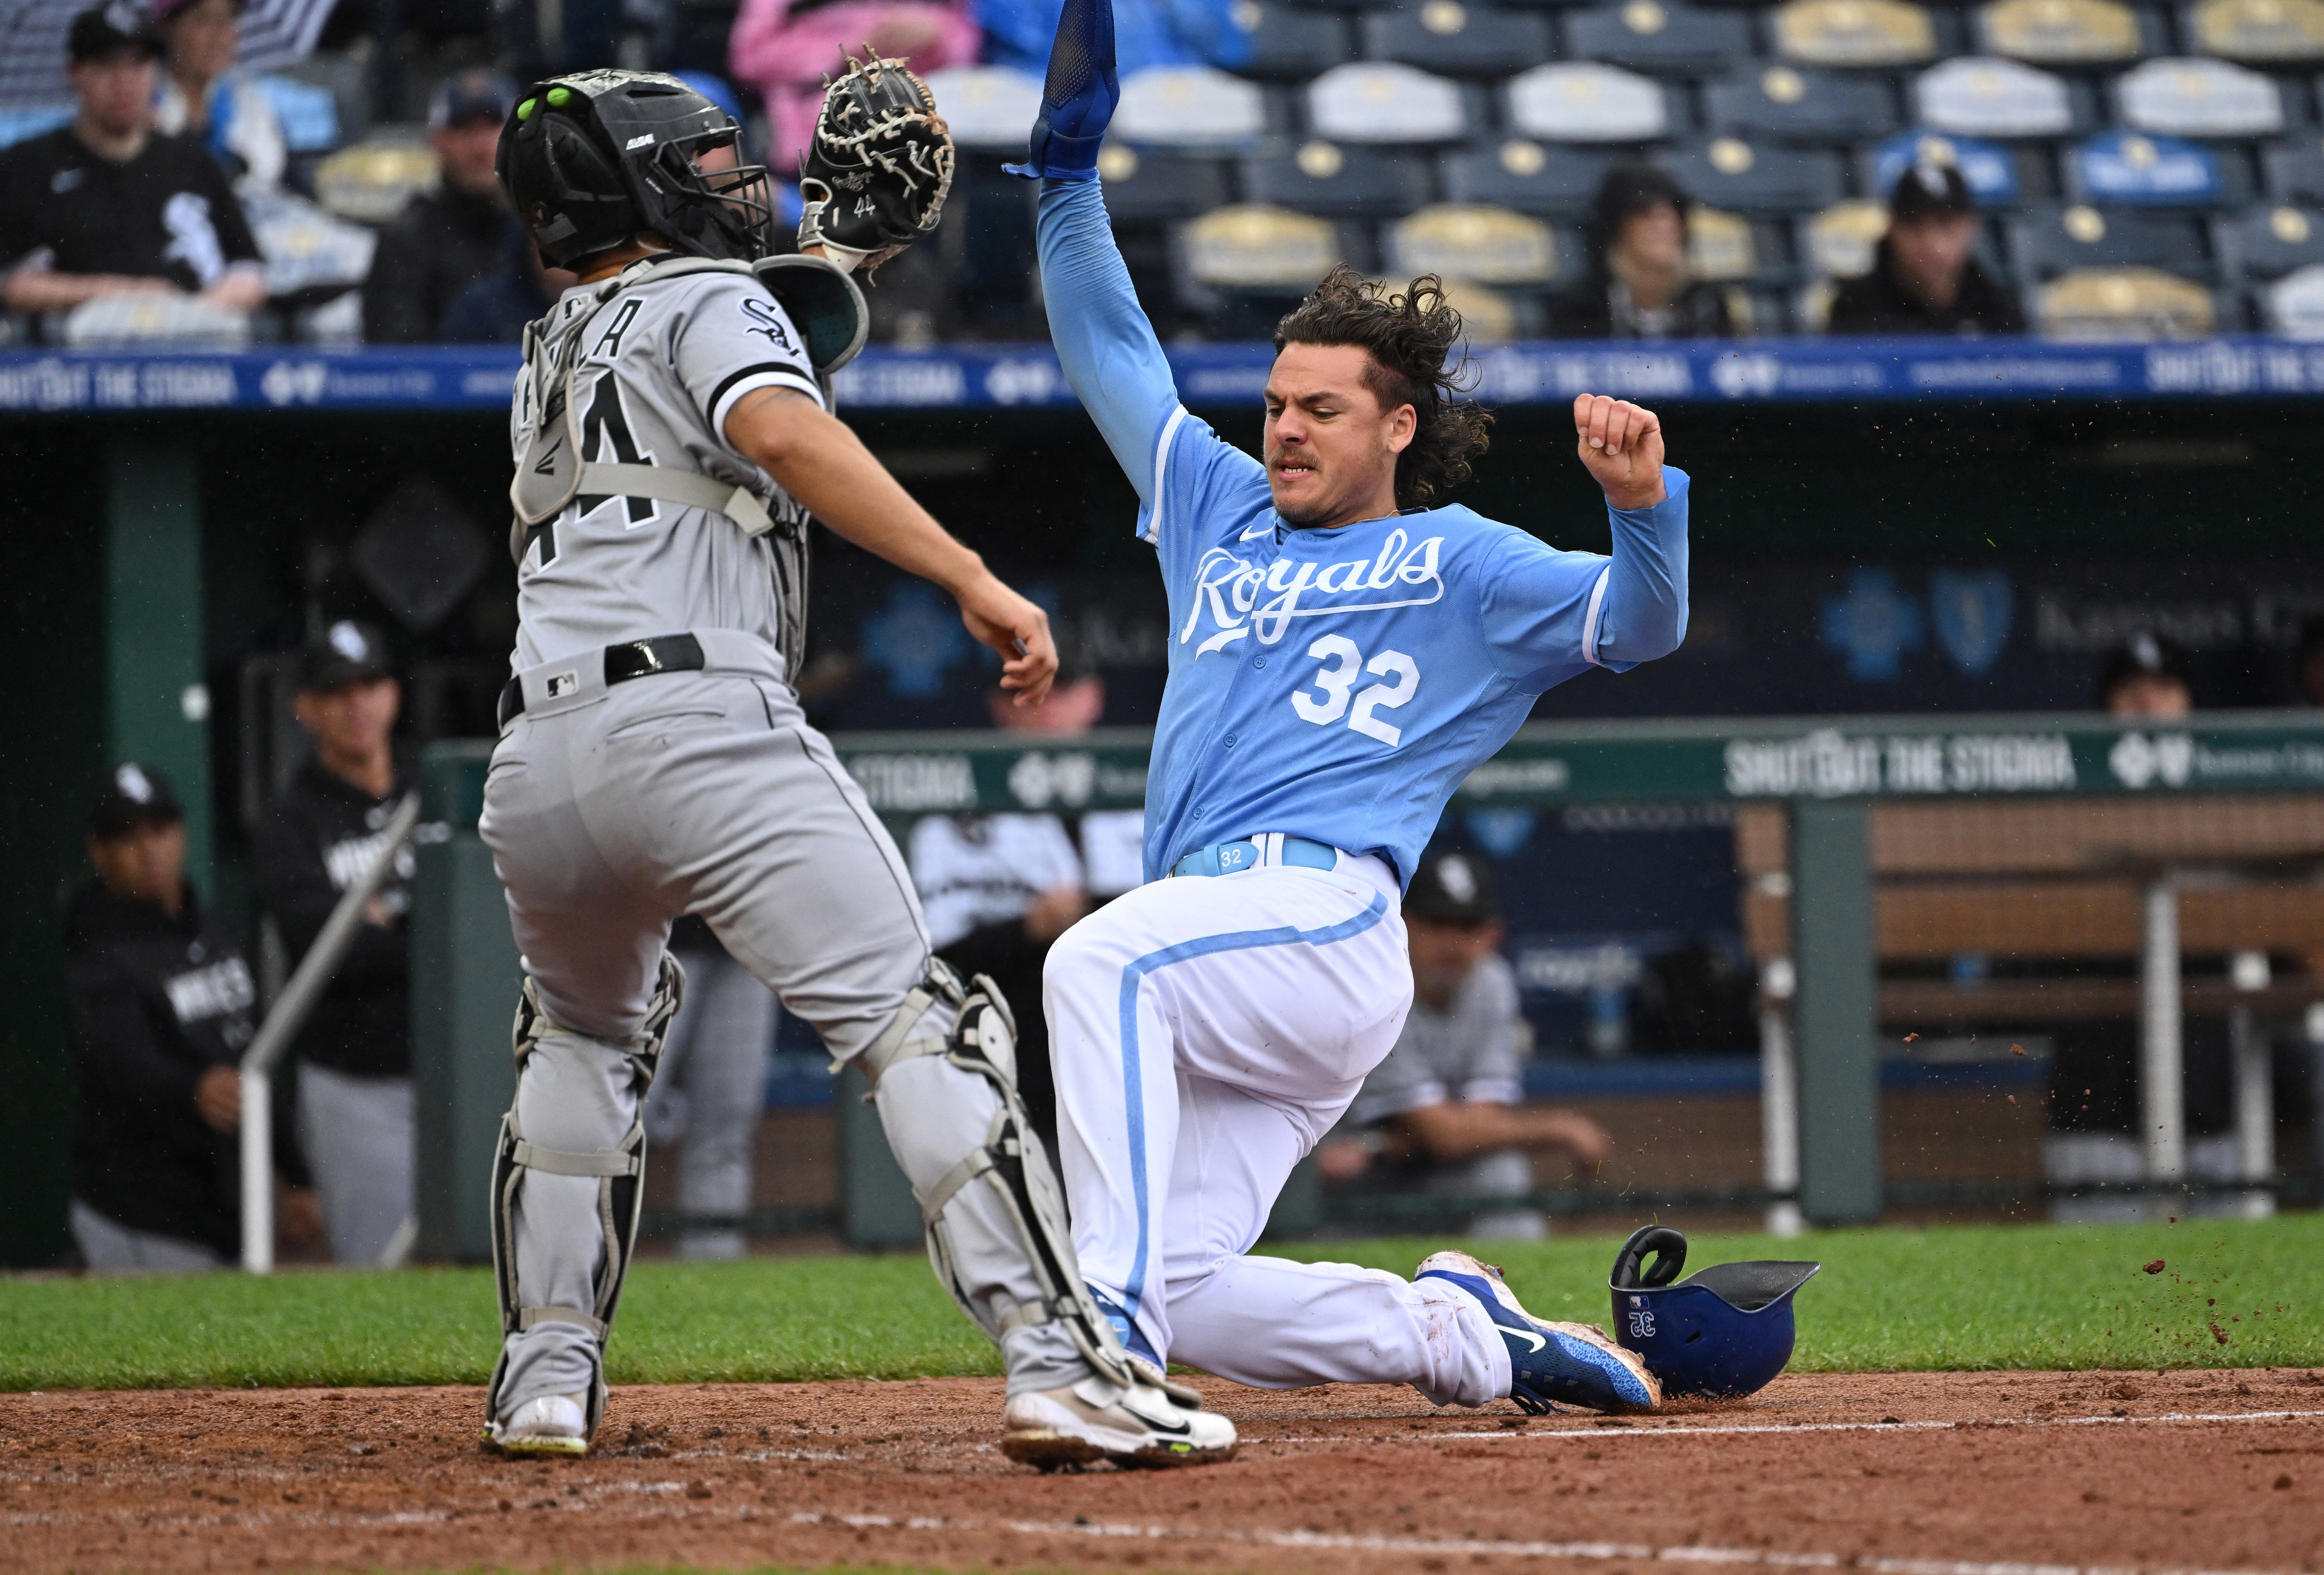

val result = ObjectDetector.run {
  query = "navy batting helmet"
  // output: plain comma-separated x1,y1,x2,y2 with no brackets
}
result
1609,1226,1819,1399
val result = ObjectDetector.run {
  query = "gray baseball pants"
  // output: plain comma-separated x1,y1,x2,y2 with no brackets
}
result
479,643,1089,1417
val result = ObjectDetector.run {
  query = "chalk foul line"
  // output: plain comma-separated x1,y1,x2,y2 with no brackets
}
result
1244,1407,2324,1445
785,1511,2301,1575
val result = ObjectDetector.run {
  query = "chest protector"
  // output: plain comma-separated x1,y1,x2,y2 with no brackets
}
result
509,252,870,562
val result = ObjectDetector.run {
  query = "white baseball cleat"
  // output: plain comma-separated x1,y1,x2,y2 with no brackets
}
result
1001,1371,1238,1471
485,1392,591,1456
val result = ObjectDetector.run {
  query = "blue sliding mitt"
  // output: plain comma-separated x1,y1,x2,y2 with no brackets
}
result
1003,0,1120,180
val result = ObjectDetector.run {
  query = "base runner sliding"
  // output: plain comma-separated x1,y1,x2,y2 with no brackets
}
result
1004,0,1694,1455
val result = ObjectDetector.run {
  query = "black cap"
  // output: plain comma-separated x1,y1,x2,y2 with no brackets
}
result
90,761,183,837
1890,160,1976,222
2099,632,2191,701
68,1,160,64
299,620,394,691
1403,850,1498,925
430,68,517,130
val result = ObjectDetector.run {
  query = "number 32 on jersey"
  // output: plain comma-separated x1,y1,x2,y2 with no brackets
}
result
1292,634,1419,747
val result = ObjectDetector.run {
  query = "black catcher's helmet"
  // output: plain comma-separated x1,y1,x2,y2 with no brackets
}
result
497,69,776,267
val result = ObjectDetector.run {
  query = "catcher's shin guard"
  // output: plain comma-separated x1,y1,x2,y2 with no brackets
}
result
483,953,686,1440
861,961,1141,1394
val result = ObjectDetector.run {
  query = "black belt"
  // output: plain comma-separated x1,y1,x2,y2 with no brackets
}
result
497,634,707,729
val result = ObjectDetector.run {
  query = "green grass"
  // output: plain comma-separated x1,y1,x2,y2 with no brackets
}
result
2,1217,2319,1391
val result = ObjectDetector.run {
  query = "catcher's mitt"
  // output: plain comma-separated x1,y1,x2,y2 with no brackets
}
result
798,52,956,273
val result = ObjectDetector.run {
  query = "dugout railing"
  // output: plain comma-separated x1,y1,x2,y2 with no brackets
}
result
405,711,2324,1259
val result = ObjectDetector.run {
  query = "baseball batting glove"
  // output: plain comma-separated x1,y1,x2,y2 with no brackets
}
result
798,51,956,273
1003,0,1120,181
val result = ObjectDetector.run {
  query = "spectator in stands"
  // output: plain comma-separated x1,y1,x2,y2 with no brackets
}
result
360,69,514,344
0,2,264,322
1317,852,1611,1240
440,219,576,343
1549,165,1732,340
2295,617,2324,707
731,0,980,171
250,622,418,1268
152,0,286,195
2100,632,2193,717
974,0,1248,79
907,640,1138,1149
1827,162,2023,337
67,763,316,1271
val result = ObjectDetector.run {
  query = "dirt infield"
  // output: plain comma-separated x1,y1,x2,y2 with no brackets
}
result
4,1370,2321,1574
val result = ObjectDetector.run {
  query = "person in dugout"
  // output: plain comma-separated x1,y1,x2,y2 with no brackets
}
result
67,762,315,1271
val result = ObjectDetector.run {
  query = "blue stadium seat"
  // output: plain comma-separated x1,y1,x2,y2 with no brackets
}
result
2263,132,2324,202
2215,201,2324,277
1363,1,1557,76
1244,140,1439,216
2065,129,2250,205
1705,66,1902,144
1097,145,1239,220
1659,138,1849,215
1563,1,1756,76
1239,1,1358,79
1866,129,2027,206
1441,139,1619,217
2008,202,2215,276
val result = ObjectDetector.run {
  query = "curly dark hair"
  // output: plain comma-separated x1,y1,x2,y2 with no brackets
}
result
1271,265,1493,512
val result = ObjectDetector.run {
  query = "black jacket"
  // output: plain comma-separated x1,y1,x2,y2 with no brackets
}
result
249,754,414,1077
66,881,257,1255
1548,276,1735,339
1827,242,2025,336
360,184,510,344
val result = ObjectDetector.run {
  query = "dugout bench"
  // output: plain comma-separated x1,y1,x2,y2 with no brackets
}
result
405,711,2324,1260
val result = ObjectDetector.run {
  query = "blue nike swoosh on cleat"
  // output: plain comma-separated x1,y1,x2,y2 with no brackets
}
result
1419,1268,1653,1413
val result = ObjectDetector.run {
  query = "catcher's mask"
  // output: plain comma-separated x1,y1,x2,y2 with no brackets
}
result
498,69,777,267
1608,1226,1819,1399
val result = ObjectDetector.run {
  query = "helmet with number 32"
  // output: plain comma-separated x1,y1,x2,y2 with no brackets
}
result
1609,1226,1821,1399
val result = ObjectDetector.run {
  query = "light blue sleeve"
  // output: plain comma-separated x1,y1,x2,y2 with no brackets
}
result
1479,467,1692,689
1036,177,1184,505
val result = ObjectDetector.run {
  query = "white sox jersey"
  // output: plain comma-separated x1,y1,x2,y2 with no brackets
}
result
1036,180,1692,888
509,263,824,677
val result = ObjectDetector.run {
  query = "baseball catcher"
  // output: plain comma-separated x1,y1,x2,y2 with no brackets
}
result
478,67,1232,1470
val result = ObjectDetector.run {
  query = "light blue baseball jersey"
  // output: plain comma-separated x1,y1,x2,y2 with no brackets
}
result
1035,179,1691,888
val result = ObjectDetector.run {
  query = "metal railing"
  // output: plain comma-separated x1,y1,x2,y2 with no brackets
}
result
238,792,422,1274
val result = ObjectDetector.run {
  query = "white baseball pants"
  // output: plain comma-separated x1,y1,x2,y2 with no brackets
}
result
1043,849,1511,1409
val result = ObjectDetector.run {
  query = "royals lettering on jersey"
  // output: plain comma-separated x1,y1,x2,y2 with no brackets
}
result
507,266,827,679
1133,408,1691,889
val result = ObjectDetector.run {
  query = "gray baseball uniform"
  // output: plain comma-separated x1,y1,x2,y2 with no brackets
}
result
480,262,1093,1426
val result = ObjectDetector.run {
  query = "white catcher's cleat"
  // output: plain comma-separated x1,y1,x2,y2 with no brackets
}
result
485,1392,591,1456
1001,1371,1238,1471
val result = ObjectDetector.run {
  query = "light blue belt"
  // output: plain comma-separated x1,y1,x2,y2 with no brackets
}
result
1169,834,1340,879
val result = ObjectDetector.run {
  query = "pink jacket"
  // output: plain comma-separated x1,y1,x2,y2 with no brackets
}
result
730,0,981,169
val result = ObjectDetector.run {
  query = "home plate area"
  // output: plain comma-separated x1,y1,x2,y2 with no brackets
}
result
3,1370,2319,1574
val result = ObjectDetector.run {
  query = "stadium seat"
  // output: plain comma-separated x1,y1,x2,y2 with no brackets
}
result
1386,202,1569,285
1442,139,1619,217
1976,0,2149,63
1363,1,1557,76
1705,66,1901,143
1183,205,1345,288
1773,0,1942,68
1113,67,1269,149
2263,132,2324,201
2066,129,2247,204
1505,61,1675,143
2114,57,2285,136
2260,261,2324,332
1868,129,2024,205
315,137,439,225
1244,139,1439,215
1097,145,1238,219
1914,56,2078,136
1801,198,1893,278
1562,1,1756,77
2009,202,2214,276
919,67,1046,152
2216,200,2324,276
2185,0,2324,63
1430,279,1523,340
1306,62,1473,143
1238,1,1357,79
2037,265,2218,334
1687,204,1764,280
1660,137,1849,215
